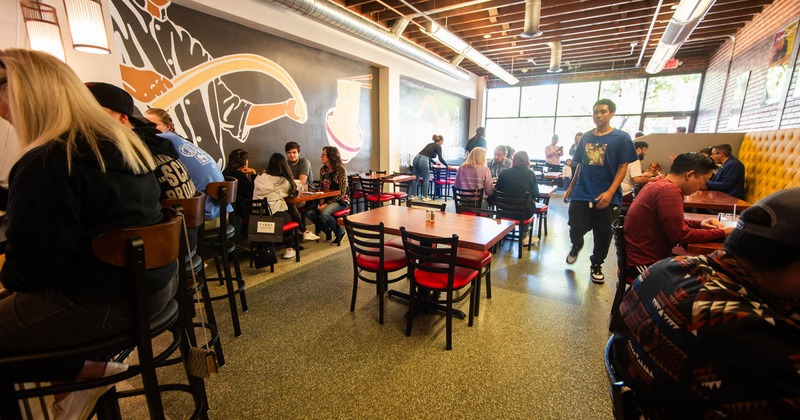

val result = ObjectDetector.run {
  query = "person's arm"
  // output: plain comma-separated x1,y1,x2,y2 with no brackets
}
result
595,162,628,209
435,144,447,167
656,193,726,244
483,167,494,197
330,166,349,204
530,173,540,202
705,163,739,192
564,164,580,201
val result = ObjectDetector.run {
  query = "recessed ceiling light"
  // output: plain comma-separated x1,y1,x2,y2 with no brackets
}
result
483,34,492,39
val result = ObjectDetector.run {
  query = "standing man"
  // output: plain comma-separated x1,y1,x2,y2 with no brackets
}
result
465,127,487,153
564,99,638,284
487,145,512,179
285,141,314,186
706,144,746,199
620,140,659,202
544,134,563,169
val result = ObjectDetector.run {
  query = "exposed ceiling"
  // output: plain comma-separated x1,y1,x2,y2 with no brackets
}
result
339,0,775,83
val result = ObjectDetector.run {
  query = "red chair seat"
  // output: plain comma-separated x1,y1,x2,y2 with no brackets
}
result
434,180,454,185
388,192,408,199
500,215,536,225
352,191,365,198
366,193,394,202
332,208,351,218
414,264,477,290
283,221,299,231
356,246,408,271
534,205,548,213
385,236,424,249
456,248,492,268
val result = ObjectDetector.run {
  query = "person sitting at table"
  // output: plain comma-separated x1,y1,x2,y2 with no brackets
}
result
624,153,732,280
223,148,256,218
285,141,313,187
253,153,318,259
144,107,229,220
86,82,196,201
487,145,512,179
706,143,746,200
306,146,350,246
495,151,540,246
454,147,494,206
0,49,177,417
612,187,800,418
409,134,447,202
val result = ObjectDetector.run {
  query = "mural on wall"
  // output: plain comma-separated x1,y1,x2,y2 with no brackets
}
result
109,0,377,169
764,20,798,105
399,76,469,169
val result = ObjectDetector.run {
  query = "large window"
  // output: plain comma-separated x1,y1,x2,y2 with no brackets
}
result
485,73,703,160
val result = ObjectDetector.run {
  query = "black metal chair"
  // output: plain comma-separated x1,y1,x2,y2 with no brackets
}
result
401,227,476,350
453,187,484,215
0,209,207,420
359,176,394,210
605,335,642,419
239,198,301,269
343,217,408,324
203,178,248,337
494,191,536,258
609,214,630,332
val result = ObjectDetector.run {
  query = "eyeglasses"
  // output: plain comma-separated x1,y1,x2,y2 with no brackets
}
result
321,153,327,157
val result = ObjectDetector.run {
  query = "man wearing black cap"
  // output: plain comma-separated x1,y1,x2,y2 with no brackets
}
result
611,187,800,417
86,82,195,200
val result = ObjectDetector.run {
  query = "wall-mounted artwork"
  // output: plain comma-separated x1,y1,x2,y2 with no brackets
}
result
728,70,750,129
109,0,377,171
399,76,469,169
763,20,798,105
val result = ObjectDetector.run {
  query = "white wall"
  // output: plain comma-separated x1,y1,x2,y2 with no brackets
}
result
1,0,479,174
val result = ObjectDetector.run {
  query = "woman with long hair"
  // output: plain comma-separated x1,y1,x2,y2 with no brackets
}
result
454,146,494,204
223,148,256,213
408,134,447,201
0,49,176,418
306,146,350,246
253,153,319,259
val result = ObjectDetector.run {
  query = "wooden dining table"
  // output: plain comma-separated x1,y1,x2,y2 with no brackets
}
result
683,212,734,255
683,190,751,211
339,205,515,252
286,190,341,205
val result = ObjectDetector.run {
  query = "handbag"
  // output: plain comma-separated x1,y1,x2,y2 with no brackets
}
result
252,244,278,269
247,201,285,243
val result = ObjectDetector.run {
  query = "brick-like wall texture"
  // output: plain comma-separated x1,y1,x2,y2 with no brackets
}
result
696,0,800,132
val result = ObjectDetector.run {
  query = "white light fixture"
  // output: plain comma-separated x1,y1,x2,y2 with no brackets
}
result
20,1,67,62
645,0,716,74
63,0,110,54
424,21,519,85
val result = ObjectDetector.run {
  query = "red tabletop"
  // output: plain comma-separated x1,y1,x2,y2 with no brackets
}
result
683,190,751,211
339,205,515,251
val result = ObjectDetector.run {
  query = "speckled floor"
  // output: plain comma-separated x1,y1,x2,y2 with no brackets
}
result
117,193,618,419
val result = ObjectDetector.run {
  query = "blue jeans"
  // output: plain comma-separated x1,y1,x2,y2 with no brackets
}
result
410,155,431,198
307,201,345,235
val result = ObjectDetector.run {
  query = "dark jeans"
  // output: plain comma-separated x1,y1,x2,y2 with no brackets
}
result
568,201,620,265
0,269,178,381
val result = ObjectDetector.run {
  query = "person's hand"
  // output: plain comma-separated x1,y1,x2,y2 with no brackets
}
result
700,218,723,229
318,202,328,211
594,190,614,209
723,226,735,236
563,188,572,202
119,65,173,102
240,167,257,175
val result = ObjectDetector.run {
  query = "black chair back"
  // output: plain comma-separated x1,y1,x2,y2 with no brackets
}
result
406,199,447,211
494,191,532,221
401,228,458,289
453,187,484,214
609,215,627,332
605,335,641,419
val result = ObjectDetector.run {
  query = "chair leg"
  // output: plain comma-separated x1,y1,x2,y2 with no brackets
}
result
350,271,359,312
294,230,300,262
228,249,247,313
200,279,226,367
473,273,481,316
378,273,385,325
445,291,453,350
517,227,523,259
468,286,475,328
485,263,492,299
405,284,415,337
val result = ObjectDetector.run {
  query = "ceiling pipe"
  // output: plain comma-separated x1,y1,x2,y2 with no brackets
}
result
390,17,410,39
261,0,469,80
636,0,665,68
520,0,542,38
546,41,562,73
405,0,490,19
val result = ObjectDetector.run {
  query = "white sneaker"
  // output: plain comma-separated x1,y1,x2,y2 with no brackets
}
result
302,230,320,241
282,247,296,259
52,362,128,420
421,197,433,202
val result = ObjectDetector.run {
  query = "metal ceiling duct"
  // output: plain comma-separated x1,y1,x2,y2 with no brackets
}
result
520,0,542,38
262,0,470,80
546,41,562,73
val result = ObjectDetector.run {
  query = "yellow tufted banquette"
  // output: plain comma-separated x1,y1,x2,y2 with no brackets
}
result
738,128,800,204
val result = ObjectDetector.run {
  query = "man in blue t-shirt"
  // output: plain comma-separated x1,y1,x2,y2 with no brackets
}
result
564,99,638,284
159,131,230,219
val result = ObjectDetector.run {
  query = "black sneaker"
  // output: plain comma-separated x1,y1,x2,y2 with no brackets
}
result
566,245,580,264
590,264,605,284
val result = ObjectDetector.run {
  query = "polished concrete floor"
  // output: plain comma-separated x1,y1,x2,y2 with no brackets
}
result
119,193,618,419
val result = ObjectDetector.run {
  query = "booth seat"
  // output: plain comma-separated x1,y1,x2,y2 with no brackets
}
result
738,128,800,204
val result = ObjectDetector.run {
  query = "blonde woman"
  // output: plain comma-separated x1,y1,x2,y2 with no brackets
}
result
0,49,177,419
454,146,494,201
144,107,176,133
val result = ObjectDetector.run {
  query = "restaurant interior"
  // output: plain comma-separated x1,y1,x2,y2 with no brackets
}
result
1,0,800,418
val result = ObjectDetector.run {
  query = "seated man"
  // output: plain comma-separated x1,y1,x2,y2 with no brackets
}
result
705,143,745,199
487,145,512,179
620,140,659,203
285,141,313,186
612,187,800,417
624,153,732,279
